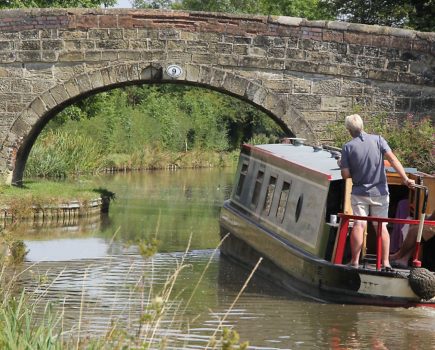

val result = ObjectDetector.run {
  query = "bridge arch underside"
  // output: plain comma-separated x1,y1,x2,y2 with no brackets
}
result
9,63,310,184
0,8,434,184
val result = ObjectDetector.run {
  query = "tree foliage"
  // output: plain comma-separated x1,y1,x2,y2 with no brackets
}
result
327,113,434,173
318,0,434,31
173,0,330,19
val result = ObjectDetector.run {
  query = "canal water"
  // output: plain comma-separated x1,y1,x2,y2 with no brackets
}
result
16,169,435,349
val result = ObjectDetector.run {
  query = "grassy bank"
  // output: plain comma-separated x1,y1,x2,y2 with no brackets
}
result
0,181,114,223
0,181,109,206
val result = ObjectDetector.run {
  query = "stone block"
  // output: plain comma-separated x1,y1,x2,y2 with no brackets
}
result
85,51,102,61
59,51,84,62
88,71,105,89
240,56,267,68
291,95,321,110
10,117,31,137
394,98,410,112
96,40,128,50
244,82,264,102
49,84,69,104
268,47,285,59
149,40,165,50
75,74,92,93
293,79,311,94
192,53,217,65
264,80,292,93
233,45,248,55
64,80,80,98
101,51,118,61
42,40,63,50
166,51,192,63
113,65,129,83
118,51,142,61
368,69,398,82
0,80,10,93
248,46,267,57
217,54,239,66
59,30,87,39
20,30,39,40
209,43,232,54
18,51,42,62
17,108,40,126
267,58,285,70
222,73,248,97
6,102,26,113
341,81,364,95
339,65,366,79
41,51,57,62
264,93,286,117
301,111,337,122
210,69,226,88
321,96,352,111
40,91,57,109
159,28,180,40
312,79,340,95
185,64,200,83
30,97,47,116
167,40,186,51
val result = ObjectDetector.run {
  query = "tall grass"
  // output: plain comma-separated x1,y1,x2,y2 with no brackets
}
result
25,130,104,178
0,232,253,349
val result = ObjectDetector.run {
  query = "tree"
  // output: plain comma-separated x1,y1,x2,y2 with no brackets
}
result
131,0,172,9
318,0,434,32
176,0,331,20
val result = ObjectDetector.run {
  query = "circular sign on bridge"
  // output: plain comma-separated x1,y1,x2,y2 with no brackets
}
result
166,64,183,78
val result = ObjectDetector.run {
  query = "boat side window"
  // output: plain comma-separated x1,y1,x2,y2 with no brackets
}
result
277,181,291,223
262,176,277,215
251,170,264,208
235,162,249,198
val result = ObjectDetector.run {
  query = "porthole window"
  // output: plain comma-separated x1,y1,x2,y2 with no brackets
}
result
295,194,303,222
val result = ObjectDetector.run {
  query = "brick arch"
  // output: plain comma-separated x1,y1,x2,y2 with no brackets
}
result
8,62,315,184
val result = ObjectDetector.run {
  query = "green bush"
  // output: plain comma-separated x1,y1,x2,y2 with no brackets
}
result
327,114,434,173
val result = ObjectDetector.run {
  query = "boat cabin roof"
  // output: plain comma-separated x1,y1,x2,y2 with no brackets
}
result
255,143,343,181
253,143,420,182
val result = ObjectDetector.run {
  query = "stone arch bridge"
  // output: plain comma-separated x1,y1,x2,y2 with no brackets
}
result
0,8,434,184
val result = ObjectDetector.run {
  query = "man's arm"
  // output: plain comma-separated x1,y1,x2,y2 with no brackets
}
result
341,168,351,179
384,151,415,188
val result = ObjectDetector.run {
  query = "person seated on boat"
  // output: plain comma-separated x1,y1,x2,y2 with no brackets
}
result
390,210,435,269
338,114,415,269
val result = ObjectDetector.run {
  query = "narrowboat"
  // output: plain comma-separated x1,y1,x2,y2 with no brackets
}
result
219,139,435,307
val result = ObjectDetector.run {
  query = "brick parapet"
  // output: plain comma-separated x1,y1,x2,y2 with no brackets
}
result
0,9,433,53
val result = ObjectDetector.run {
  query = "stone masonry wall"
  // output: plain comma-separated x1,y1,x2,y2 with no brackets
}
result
0,8,434,183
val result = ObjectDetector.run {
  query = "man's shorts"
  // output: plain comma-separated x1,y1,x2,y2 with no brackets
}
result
351,194,389,224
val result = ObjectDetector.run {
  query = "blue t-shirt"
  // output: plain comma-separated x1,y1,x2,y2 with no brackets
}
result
340,132,391,196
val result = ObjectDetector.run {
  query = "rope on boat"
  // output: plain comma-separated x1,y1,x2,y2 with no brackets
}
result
408,268,435,300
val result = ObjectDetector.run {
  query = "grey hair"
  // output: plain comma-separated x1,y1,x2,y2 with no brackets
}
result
344,114,364,135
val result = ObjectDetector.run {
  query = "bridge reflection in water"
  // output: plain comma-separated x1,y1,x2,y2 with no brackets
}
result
13,170,435,349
